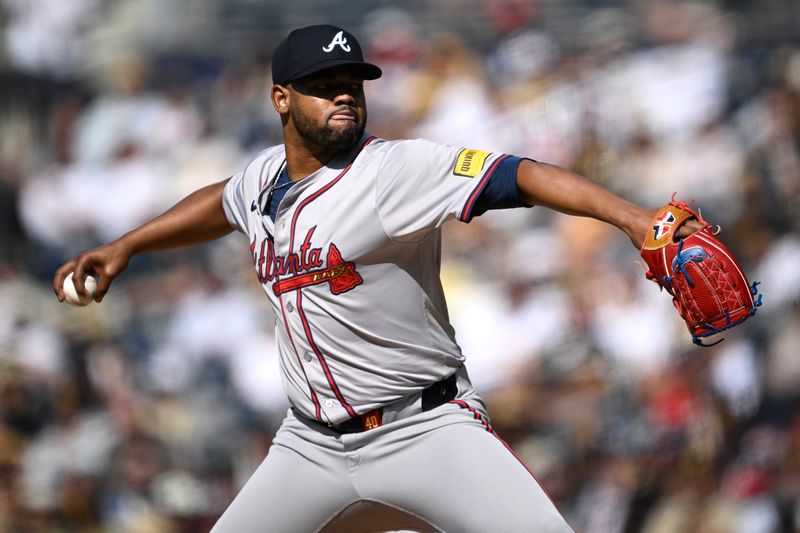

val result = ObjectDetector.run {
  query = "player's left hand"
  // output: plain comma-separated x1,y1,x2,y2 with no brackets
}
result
630,207,703,248
639,197,762,345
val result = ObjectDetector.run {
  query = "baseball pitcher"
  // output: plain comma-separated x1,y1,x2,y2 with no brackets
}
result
55,25,756,532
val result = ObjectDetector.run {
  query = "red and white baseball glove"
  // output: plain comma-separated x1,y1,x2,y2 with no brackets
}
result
640,196,762,346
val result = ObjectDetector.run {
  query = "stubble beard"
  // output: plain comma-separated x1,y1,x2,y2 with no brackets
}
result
292,106,366,151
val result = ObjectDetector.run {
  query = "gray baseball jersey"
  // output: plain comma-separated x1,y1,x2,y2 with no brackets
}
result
217,134,574,532
222,135,510,425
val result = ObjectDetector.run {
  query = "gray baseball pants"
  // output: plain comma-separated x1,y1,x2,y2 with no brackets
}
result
211,370,573,532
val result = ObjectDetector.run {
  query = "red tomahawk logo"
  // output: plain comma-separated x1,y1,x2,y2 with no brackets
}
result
273,244,363,296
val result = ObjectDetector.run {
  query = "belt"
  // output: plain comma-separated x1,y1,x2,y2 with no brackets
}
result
294,372,459,435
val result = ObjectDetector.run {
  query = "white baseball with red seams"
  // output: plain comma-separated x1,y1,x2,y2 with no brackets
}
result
63,272,97,306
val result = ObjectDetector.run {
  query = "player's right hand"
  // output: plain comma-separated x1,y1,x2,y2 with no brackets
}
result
53,240,133,303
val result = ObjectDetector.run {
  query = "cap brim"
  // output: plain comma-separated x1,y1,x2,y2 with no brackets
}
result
278,59,382,85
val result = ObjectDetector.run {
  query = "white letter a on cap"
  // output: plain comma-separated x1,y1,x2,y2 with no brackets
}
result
322,31,351,53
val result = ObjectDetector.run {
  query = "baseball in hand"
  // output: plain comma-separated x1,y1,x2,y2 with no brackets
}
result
63,272,97,306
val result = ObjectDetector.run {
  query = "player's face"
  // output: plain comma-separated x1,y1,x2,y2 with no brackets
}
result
287,69,367,151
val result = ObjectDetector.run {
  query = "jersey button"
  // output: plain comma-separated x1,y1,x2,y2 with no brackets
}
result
324,398,335,409
304,353,313,362
286,302,294,312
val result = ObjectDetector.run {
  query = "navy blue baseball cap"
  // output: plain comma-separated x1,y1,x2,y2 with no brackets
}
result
271,25,382,85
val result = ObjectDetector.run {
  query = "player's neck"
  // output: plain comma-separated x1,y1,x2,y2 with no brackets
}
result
283,133,342,181
284,150,338,181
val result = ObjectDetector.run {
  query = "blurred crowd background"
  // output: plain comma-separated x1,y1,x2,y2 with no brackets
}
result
0,0,799,532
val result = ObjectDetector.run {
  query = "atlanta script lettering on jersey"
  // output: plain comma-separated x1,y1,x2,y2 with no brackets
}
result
250,226,363,296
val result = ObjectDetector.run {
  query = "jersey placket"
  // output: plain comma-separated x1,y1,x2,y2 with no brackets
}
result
270,213,325,421
272,163,363,424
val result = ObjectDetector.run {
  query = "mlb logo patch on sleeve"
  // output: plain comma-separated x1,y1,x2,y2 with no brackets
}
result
453,148,491,177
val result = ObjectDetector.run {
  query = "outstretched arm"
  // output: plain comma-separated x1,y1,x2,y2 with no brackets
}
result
516,160,655,247
53,179,234,303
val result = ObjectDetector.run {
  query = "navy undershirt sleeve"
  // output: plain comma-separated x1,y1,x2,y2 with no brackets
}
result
470,156,532,218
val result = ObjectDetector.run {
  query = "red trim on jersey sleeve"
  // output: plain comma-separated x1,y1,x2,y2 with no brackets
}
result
458,154,511,223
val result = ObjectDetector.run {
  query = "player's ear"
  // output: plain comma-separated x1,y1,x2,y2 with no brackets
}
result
272,84,290,114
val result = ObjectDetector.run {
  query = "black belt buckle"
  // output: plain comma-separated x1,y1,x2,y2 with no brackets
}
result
421,372,458,411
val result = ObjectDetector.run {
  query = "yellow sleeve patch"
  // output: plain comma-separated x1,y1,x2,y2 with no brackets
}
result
453,148,491,177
